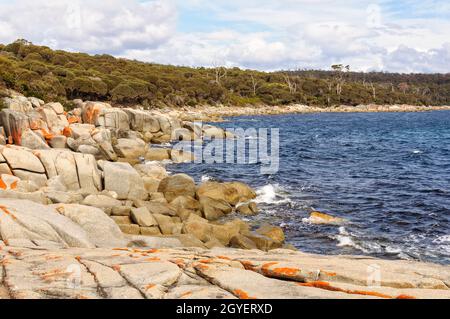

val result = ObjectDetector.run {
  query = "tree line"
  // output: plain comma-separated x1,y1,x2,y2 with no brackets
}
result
1,39,449,109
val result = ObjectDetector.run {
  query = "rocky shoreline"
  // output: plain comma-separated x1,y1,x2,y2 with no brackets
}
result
0,90,449,299
175,104,450,122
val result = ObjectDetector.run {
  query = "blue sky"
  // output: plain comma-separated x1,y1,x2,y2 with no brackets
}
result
0,0,449,72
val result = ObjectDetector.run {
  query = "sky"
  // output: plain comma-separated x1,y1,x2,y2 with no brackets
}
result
0,0,449,73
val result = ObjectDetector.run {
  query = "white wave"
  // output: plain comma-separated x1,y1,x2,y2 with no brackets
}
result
145,159,173,166
412,149,423,154
254,184,291,205
433,235,450,254
385,245,402,254
334,227,367,252
201,175,213,182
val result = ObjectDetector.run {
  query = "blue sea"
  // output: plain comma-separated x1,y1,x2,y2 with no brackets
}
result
168,111,450,265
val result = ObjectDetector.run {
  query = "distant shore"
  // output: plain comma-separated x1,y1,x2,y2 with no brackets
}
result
177,104,450,122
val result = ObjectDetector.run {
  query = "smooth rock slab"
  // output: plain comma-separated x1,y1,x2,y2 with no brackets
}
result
0,246,449,299
103,162,147,200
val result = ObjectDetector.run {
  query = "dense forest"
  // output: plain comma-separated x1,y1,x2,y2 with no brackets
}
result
1,39,449,109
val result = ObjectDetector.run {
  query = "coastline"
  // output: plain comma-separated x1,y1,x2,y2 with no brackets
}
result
0,92,449,299
177,104,450,122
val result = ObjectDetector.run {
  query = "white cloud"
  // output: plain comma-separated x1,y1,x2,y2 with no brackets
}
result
0,0,177,54
0,0,449,72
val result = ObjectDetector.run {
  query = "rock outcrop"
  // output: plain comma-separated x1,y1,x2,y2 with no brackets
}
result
0,245,449,299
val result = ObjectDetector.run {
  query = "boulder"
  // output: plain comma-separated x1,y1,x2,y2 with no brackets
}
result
142,177,160,194
237,203,258,216
134,163,168,180
158,174,196,202
199,196,232,221
170,149,195,163
135,201,177,216
0,110,29,144
210,223,240,246
118,224,140,235
172,128,192,141
123,109,161,133
45,191,84,204
12,170,47,187
203,126,225,139
175,234,206,248
153,213,178,235
35,149,101,192
28,97,44,108
20,129,50,149
183,121,202,139
91,128,117,161
151,134,171,144
245,232,282,251
111,216,132,224
196,182,239,206
46,102,64,115
0,199,94,248
0,190,48,204
113,138,147,160
111,206,132,216
255,225,285,244
77,144,100,156
170,196,202,221
305,211,345,225
182,220,212,242
1,96,33,113
230,234,258,250
82,195,122,210
73,152,102,192
69,123,95,139
103,162,147,200
131,207,158,227
48,136,67,148
205,238,225,249
53,204,127,248
39,106,67,133
82,102,129,130
224,182,257,203
140,226,162,236
144,148,170,161
1,146,45,173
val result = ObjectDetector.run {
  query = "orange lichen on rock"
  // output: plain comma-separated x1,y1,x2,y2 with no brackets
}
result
233,289,257,300
194,263,209,271
40,129,55,141
199,259,215,264
217,256,231,260
112,248,130,252
10,180,18,190
297,281,395,299
180,291,193,298
0,179,7,190
170,258,186,269
0,205,17,220
321,270,337,277
145,284,156,290
112,265,121,272
67,116,79,124
261,262,279,275
38,269,69,282
85,106,101,125
145,257,160,262
272,267,300,277
62,127,72,137
240,260,256,270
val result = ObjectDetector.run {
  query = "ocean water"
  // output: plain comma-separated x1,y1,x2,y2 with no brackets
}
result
167,111,450,265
